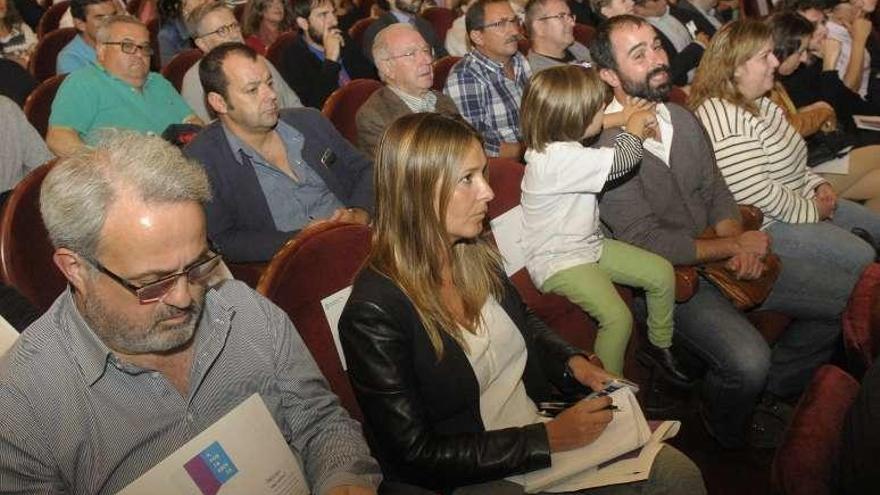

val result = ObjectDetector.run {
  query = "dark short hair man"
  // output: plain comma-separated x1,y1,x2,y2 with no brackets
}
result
0,130,382,494
592,15,843,449
444,0,530,159
182,0,302,121
57,0,118,74
632,0,708,85
524,0,592,73
185,42,373,263
356,24,459,157
278,0,377,109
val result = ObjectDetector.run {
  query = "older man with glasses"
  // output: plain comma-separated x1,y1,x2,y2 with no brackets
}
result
0,130,382,494
356,24,459,157
181,0,302,122
46,15,201,157
445,0,530,159
524,0,592,72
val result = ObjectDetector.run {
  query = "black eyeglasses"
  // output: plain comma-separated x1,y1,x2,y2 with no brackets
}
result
479,15,520,31
102,41,154,56
196,22,241,39
85,252,222,304
537,12,575,22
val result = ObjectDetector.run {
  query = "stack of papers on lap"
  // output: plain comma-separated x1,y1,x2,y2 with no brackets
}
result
119,394,309,495
854,115,880,131
507,388,679,492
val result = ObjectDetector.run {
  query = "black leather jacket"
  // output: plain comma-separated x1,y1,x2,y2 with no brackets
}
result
338,268,587,491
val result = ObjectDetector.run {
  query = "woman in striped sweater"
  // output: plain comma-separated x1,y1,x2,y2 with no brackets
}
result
689,19,880,291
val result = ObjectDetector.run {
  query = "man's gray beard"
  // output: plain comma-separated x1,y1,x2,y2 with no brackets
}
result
620,66,672,102
81,293,204,355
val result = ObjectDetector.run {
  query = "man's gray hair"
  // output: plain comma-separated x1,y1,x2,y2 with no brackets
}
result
372,23,420,81
40,130,213,260
185,0,232,39
95,14,146,44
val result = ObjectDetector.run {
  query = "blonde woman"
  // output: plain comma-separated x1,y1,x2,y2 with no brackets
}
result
690,19,880,306
338,113,705,494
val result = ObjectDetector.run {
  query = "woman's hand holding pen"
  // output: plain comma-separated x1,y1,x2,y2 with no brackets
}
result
545,396,615,452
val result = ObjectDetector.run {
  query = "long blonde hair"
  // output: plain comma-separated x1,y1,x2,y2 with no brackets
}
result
688,19,774,114
369,113,504,359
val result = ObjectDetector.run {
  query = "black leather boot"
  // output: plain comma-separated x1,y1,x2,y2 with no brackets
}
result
638,343,694,389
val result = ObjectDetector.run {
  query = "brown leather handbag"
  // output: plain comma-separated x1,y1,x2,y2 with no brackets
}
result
696,205,781,311
698,254,782,311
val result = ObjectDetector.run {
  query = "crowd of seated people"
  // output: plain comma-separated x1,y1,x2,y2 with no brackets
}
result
5,0,880,492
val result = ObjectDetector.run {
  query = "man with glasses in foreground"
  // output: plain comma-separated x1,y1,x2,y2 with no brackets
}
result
181,1,302,122
356,24,459,157
46,15,201,157
0,131,382,494
525,0,592,72
445,0,530,159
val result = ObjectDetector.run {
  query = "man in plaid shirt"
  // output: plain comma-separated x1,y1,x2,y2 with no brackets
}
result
444,0,531,159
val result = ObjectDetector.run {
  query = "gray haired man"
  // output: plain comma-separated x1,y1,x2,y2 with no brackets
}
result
0,131,381,494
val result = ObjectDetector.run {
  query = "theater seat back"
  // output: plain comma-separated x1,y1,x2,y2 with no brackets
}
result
0,160,67,312
256,222,372,421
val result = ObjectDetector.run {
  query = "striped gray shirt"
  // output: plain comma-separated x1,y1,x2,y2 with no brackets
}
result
0,281,381,494
694,97,827,227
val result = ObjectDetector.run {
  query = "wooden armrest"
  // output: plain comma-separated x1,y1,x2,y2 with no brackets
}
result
674,265,698,302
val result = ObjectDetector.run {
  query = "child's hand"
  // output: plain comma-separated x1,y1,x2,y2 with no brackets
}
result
624,109,658,140
621,96,655,121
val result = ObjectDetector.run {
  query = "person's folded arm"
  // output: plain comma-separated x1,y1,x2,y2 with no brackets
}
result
339,300,552,489
46,126,84,158
709,132,820,224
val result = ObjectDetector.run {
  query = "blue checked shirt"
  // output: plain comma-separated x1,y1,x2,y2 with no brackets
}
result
444,49,531,157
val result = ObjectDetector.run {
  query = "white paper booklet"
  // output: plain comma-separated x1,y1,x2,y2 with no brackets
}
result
812,153,850,175
508,388,679,492
320,285,353,370
119,394,309,495
0,315,19,356
854,115,880,131
490,205,527,276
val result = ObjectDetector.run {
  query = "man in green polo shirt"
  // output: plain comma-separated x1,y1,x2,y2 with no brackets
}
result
47,14,202,157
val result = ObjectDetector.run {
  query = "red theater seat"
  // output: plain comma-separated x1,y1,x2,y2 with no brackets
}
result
256,222,371,420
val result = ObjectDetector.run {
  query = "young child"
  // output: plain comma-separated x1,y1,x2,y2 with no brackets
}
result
519,65,691,386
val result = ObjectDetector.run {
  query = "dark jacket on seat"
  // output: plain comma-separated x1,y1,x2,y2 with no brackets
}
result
338,267,586,491
183,107,373,263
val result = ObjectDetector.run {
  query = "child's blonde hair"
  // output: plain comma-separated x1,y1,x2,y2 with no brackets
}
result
521,65,608,153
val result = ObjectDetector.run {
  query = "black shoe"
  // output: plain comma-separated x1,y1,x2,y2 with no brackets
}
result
638,343,695,389
748,395,795,450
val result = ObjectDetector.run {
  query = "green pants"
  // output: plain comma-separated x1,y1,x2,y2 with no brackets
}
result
541,239,675,375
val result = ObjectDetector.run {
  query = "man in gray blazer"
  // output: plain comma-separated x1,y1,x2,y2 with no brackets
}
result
592,15,843,450
356,24,459,157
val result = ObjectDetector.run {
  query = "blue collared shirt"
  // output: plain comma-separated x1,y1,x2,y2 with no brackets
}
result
56,34,96,74
444,49,531,157
221,120,344,232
